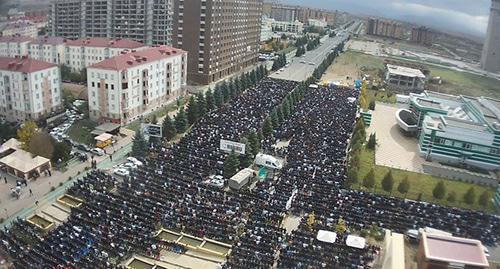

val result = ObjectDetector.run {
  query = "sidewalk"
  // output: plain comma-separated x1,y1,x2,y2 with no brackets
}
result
0,129,133,228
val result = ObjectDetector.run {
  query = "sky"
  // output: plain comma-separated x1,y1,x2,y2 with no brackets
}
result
282,0,491,38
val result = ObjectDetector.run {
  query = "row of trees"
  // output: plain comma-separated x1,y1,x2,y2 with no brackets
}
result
60,64,87,83
295,46,306,57
131,65,269,157
306,37,321,51
16,121,71,165
271,53,287,71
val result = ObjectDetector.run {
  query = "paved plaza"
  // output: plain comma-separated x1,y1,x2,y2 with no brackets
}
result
366,103,425,173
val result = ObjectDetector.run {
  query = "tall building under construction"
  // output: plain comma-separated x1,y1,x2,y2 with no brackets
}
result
481,0,500,74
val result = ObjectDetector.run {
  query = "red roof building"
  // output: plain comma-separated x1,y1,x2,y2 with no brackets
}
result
0,56,57,73
65,38,145,49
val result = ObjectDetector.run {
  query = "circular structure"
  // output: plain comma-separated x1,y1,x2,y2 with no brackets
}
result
396,108,418,133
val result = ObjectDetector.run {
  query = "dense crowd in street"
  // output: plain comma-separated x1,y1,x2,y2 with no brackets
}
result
0,77,498,268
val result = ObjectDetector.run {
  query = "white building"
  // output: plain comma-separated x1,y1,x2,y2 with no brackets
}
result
65,38,148,72
266,18,304,34
260,17,273,42
384,64,426,92
0,20,38,38
28,37,66,65
87,45,187,125
0,56,62,122
308,18,327,28
0,36,32,58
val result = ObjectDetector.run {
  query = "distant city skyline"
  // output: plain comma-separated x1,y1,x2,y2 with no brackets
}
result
280,0,491,38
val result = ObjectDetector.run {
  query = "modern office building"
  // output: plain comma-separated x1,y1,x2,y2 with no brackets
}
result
172,0,261,84
49,0,173,46
367,18,404,39
0,56,62,122
384,64,426,92
411,26,433,46
398,91,500,171
481,0,500,74
65,38,147,72
87,46,187,125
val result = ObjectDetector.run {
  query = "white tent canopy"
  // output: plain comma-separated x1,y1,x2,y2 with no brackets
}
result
316,230,337,243
346,235,366,249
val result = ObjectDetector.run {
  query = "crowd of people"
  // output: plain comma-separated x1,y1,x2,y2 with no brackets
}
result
0,77,498,268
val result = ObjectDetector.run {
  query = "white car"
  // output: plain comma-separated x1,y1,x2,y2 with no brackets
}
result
123,162,137,170
114,168,130,177
279,68,285,71
127,157,143,166
90,148,105,156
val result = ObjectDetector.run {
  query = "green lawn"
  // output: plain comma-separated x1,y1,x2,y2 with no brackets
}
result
351,148,496,213
67,119,98,146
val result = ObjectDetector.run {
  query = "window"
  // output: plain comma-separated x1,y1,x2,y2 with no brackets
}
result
92,82,95,87
434,138,445,144
490,148,499,155
111,84,114,90
97,82,100,88
462,143,471,149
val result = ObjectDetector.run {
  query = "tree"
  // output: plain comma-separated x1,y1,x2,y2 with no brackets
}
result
213,86,223,107
262,117,273,138
478,190,490,207
362,169,375,189
432,181,446,200
17,120,38,150
240,146,254,168
223,151,240,178
148,115,160,145
174,108,188,133
196,92,207,117
397,176,410,197
335,217,347,234
29,132,54,159
162,115,177,141
205,88,215,111
463,187,476,205
60,64,72,81
381,170,394,194
247,131,260,156
52,141,71,163
131,130,148,157
366,133,377,150
0,123,17,143
186,96,199,125
220,81,230,103
346,168,358,187
447,191,457,203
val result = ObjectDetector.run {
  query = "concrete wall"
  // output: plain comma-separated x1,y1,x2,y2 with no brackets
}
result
422,162,498,187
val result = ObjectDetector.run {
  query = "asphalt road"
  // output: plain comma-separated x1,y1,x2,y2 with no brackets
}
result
270,22,361,82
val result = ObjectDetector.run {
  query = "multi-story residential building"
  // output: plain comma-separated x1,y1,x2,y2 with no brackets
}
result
267,18,304,34
0,56,62,122
308,18,327,28
172,0,261,85
397,91,500,171
65,38,147,72
49,0,173,46
367,18,404,39
299,7,336,26
269,4,299,22
411,26,433,46
0,36,32,58
28,37,66,65
87,46,187,124
0,20,38,38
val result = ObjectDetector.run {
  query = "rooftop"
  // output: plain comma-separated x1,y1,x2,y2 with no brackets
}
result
0,56,57,73
422,233,489,267
66,38,145,49
0,138,50,173
31,36,66,45
89,46,186,71
0,35,33,43
386,64,426,78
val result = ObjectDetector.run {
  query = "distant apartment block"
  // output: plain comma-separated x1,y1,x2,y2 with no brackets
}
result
263,3,298,22
87,46,187,125
49,0,173,46
65,38,147,72
173,0,261,85
263,3,341,27
0,56,62,122
267,18,304,34
0,20,38,38
367,18,404,39
481,0,500,74
0,36,147,72
308,18,327,28
411,26,433,46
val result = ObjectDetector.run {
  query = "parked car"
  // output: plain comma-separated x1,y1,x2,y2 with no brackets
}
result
127,157,143,166
90,148,105,156
76,144,91,152
114,168,130,177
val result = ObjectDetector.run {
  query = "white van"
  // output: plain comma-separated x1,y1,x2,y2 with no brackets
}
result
255,153,283,170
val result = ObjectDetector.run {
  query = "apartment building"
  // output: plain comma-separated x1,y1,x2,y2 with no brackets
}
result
266,18,304,34
0,56,62,122
87,46,187,124
49,0,173,46
65,38,147,72
28,37,66,65
367,18,404,39
0,36,32,57
411,26,433,46
0,21,38,38
173,0,261,84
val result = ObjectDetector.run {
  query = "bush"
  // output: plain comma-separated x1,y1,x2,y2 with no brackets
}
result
0,217,4,223
50,186,56,192
368,100,376,110
59,182,63,187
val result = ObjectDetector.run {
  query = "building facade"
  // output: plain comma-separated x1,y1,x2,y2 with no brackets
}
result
28,37,67,65
65,38,147,72
308,18,327,28
366,18,404,39
267,18,304,34
260,17,273,42
384,64,426,92
49,0,173,46
481,0,500,74
411,27,433,46
172,0,261,85
0,56,62,122
405,91,500,171
0,36,32,58
265,3,299,22
0,20,38,38
87,46,187,125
